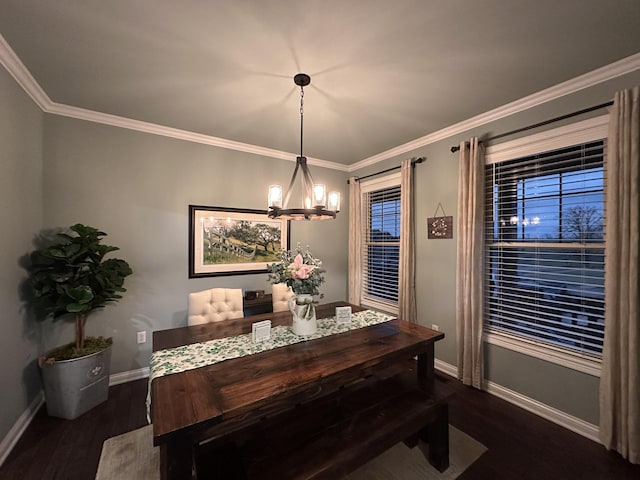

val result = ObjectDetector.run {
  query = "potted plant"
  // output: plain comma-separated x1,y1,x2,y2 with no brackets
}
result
27,224,132,419
267,244,325,336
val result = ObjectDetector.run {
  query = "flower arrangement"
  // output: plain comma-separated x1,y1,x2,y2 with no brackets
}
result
267,244,325,297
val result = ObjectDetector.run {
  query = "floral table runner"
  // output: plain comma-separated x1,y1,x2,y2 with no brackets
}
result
147,309,394,421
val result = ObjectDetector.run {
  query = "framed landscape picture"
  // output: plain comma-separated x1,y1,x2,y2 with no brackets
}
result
189,205,290,278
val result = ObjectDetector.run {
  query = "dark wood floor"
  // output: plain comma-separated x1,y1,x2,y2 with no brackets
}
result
1,373,638,480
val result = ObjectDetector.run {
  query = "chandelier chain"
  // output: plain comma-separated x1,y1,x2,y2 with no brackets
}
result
300,86,304,115
299,85,304,159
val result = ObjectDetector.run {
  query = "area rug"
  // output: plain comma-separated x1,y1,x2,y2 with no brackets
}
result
95,424,486,480
346,426,487,480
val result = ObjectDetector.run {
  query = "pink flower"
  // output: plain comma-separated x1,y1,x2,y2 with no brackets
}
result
288,254,315,280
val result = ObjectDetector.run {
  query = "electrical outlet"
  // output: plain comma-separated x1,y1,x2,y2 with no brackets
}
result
431,324,439,331
136,331,146,344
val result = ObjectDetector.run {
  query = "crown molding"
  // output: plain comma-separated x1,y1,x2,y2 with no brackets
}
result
349,51,640,172
47,101,349,171
0,33,348,172
0,33,51,110
2,29,636,175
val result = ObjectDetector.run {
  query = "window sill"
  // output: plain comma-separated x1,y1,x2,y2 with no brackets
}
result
361,298,398,316
484,331,601,377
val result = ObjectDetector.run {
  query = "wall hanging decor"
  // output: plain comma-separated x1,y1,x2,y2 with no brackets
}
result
427,203,453,239
189,205,290,277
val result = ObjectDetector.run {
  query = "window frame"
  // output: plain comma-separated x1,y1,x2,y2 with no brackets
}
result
484,115,608,377
360,172,402,315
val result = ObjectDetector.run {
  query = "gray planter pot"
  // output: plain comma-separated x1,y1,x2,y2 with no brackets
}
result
40,345,112,419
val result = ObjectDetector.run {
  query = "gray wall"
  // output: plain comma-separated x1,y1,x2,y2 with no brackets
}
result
353,70,640,426
0,67,44,443
0,78,349,447
2,54,639,448
40,115,349,375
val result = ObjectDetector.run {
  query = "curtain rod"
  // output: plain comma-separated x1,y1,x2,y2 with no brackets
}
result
450,100,613,153
348,157,425,184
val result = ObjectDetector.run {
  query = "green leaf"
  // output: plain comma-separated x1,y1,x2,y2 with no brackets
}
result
71,224,106,238
67,285,94,304
67,303,90,313
25,224,132,327
50,272,73,283
48,248,66,258
64,243,81,256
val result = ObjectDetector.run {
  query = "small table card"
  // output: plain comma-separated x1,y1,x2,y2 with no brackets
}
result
335,306,352,324
252,320,272,342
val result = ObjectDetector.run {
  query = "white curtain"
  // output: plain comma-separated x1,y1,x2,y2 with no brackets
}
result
348,176,362,305
599,86,640,464
399,158,417,323
456,138,485,389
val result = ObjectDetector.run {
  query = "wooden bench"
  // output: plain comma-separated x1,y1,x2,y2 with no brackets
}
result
194,366,451,479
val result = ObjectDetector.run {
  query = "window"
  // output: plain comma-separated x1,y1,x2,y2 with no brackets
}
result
361,173,401,313
484,116,607,374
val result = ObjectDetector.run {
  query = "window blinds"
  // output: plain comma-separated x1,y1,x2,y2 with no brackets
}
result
362,185,401,309
484,140,605,356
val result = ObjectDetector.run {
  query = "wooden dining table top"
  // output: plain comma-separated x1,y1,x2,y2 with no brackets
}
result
150,301,444,446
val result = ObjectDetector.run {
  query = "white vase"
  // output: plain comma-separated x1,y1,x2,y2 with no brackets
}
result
288,294,317,336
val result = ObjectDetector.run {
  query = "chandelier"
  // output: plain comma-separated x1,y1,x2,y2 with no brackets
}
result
267,73,340,220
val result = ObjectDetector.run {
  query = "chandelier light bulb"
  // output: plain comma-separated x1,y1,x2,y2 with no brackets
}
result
312,184,326,207
268,185,283,208
328,191,340,212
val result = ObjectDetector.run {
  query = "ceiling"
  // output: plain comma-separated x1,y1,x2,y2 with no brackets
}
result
1,0,639,167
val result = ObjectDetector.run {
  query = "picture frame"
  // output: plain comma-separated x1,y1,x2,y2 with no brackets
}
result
189,205,290,278
335,306,352,324
252,320,272,343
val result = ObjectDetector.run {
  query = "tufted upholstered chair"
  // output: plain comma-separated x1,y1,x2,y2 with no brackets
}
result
187,288,244,326
272,283,294,312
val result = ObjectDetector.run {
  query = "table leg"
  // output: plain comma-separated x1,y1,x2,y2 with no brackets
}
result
160,440,193,480
418,403,450,472
416,343,435,394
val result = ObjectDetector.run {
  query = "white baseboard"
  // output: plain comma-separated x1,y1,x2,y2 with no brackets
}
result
0,367,150,468
0,392,44,468
485,380,600,442
435,358,458,378
434,359,600,443
109,366,149,386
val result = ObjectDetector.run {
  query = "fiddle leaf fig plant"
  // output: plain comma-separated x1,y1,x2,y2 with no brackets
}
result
28,224,132,360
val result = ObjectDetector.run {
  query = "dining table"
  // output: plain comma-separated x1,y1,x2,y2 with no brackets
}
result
150,301,447,479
